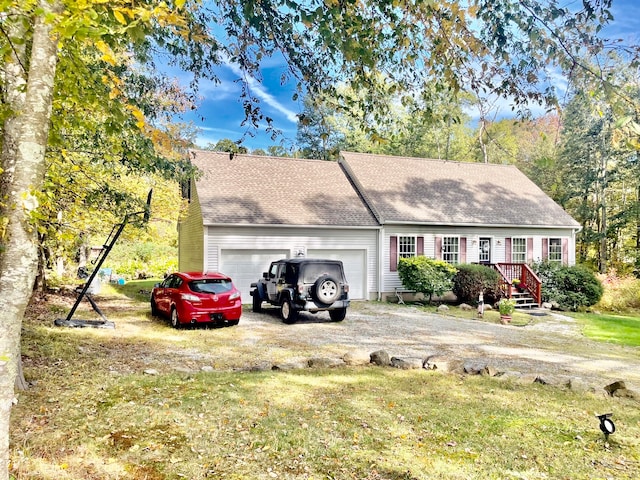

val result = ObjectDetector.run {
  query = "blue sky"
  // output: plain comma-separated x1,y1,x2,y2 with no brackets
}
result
181,0,640,153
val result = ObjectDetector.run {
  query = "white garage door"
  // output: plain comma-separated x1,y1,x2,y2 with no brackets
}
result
307,249,366,299
219,249,289,300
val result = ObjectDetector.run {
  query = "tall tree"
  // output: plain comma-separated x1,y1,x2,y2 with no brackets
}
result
0,1,62,472
296,96,345,160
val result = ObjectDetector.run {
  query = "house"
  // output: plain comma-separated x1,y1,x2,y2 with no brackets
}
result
178,150,380,300
179,150,580,302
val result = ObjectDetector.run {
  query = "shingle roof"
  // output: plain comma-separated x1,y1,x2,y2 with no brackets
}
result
189,150,379,227
339,151,580,227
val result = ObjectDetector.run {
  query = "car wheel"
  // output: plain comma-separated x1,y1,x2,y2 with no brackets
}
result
329,308,347,322
312,275,340,306
150,297,159,317
170,307,181,329
252,292,262,313
281,299,298,324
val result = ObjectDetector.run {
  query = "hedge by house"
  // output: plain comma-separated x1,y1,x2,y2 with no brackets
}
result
452,264,502,305
397,256,457,304
532,261,603,311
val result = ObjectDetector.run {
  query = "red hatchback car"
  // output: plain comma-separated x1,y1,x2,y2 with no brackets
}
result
151,272,242,328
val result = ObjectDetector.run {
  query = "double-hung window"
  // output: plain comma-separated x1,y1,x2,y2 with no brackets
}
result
548,238,562,263
398,236,416,259
512,238,527,263
442,236,459,264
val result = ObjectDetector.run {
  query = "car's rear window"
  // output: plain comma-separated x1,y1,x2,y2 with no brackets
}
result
189,279,233,294
301,263,343,283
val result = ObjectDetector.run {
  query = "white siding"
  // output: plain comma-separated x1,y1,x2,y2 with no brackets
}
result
383,226,577,294
205,226,379,300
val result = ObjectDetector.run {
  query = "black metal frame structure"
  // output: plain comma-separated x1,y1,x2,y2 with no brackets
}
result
54,191,151,328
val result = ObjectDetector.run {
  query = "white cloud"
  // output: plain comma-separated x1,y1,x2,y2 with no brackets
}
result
224,62,299,123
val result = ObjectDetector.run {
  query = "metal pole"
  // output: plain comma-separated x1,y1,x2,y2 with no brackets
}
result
63,219,129,322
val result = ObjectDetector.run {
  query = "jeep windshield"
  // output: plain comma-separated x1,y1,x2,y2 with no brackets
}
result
300,263,343,283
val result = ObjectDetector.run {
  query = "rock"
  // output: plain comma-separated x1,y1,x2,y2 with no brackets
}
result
343,350,371,366
534,375,549,385
370,350,390,366
565,378,595,393
390,357,421,370
495,371,523,382
437,304,449,312
604,380,626,396
248,362,273,372
423,355,464,373
459,303,473,311
517,374,539,384
174,367,194,374
272,360,308,371
541,302,553,310
534,375,567,387
463,362,485,375
200,366,215,372
482,365,501,377
308,357,344,368
143,369,159,375
612,388,637,400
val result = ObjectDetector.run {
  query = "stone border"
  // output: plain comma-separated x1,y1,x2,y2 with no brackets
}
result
203,348,638,401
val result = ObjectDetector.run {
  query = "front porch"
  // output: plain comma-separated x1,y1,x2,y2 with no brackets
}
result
494,263,542,308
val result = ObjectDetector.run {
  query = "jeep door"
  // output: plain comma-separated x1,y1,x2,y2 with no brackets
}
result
266,262,284,301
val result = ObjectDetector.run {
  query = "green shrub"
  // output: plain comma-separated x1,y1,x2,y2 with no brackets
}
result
397,256,458,304
452,264,501,305
532,261,603,311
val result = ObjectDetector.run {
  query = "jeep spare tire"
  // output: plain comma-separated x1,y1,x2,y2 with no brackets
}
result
312,275,340,306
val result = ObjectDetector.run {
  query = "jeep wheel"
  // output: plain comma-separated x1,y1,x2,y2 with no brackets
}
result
312,275,340,306
281,299,298,324
252,292,262,313
329,308,347,322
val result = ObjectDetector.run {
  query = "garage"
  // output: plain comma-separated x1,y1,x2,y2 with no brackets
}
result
219,249,289,300
307,249,366,299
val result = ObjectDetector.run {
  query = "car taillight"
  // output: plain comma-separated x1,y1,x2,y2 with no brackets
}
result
229,291,240,301
181,293,200,302
344,285,349,293
297,284,304,294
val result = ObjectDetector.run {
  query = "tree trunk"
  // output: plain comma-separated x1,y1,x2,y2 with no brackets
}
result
0,2,60,478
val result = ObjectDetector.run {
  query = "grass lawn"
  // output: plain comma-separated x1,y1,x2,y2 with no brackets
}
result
571,312,640,347
10,284,640,479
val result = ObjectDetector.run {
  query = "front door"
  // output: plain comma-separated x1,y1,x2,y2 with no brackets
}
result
479,237,492,264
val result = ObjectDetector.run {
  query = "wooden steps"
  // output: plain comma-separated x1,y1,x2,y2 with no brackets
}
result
511,291,539,309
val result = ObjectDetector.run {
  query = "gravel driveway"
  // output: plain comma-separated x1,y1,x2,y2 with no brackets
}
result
237,302,640,392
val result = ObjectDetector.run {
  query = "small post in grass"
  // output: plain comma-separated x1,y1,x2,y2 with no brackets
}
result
477,292,484,318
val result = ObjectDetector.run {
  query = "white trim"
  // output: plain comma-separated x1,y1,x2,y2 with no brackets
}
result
378,228,384,301
478,236,493,263
398,235,417,258
547,237,563,263
441,235,460,264
384,221,580,229
203,229,211,272
204,222,382,230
